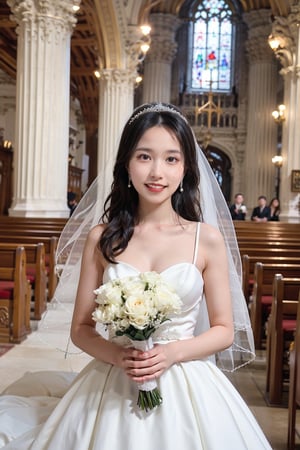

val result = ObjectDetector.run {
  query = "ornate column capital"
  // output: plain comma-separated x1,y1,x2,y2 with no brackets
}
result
147,13,181,64
243,9,274,64
100,68,136,86
8,0,79,35
245,37,274,63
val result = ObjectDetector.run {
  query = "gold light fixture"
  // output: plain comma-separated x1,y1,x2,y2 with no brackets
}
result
272,104,286,124
135,75,143,84
268,34,283,51
268,30,294,68
72,1,80,12
272,155,283,167
3,140,12,149
139,24,151,59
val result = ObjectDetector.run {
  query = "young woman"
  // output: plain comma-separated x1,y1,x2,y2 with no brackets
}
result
0,103,271,449
269,197,280,221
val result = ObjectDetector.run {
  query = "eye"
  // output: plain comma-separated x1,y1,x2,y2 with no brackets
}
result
166,155,180,164
137,153,151,161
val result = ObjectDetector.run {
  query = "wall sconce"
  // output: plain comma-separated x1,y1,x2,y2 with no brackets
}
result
135,75,143,84
268,30,294,68
268,34,284,51
72,4,80,13
3,140,12,149
138,24,151,60
272,104,286,124
272,155,283,167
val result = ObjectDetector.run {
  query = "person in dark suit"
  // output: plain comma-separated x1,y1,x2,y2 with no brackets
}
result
251,195,271,222
67,191,78,217
229,193,247,220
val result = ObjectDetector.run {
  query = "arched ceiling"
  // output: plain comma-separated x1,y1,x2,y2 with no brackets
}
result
0,0,293,134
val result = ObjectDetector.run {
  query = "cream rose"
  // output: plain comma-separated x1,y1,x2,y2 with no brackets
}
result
124,294,152,330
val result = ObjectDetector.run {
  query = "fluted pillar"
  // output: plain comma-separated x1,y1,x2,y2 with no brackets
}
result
271,6,300,222
8,0,78,217
97,69,135,197
243,10,278,210
142,14,181,103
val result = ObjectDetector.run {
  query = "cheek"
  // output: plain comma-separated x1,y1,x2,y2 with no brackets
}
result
174,163,185,180
128,163,146,182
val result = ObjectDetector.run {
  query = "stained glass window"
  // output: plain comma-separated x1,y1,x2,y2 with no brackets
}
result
191,0,233,91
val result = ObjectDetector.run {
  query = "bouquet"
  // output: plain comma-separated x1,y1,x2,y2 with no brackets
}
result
92,271,182,411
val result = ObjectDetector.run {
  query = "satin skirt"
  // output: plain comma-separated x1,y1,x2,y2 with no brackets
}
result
0,358,271,450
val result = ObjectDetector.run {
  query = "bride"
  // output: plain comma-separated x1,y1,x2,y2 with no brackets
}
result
0,102,271,449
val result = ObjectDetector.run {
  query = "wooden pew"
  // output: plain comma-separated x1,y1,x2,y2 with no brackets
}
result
239,240,300,251
0,235,58,300
239,248,300,260
0,243,47,320
265,275,300,405
288,290,300,450
0,216,67,230
250,262,300,349
242,255,300,304
234,221,300,234
0,246,30,343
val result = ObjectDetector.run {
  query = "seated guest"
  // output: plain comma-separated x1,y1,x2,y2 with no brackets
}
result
251,195,271,222
229,193,247,220
67,191,78,217
268,197,280,221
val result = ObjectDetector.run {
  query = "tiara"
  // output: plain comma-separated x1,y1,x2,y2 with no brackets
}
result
128,103,188,125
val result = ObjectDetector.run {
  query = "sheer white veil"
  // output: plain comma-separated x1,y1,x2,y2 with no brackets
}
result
45,103,255,371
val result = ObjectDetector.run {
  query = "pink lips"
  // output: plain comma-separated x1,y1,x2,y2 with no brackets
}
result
145,183,165,193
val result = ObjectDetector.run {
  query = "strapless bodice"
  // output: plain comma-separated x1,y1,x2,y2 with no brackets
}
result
103,261,204,342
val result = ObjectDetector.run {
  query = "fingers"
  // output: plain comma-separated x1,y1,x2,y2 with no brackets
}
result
124,346,169,382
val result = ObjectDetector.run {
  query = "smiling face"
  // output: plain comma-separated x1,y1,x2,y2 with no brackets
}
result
128,125,185,205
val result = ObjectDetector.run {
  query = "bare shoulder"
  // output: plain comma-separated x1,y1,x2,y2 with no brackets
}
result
86,224,106,245
199,222,225,248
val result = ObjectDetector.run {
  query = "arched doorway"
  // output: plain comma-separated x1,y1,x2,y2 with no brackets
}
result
203,145,232,203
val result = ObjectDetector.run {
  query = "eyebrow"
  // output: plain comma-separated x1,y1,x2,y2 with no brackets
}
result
134,147,182,154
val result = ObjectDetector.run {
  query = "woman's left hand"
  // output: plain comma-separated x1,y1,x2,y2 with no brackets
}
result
125,343,175,383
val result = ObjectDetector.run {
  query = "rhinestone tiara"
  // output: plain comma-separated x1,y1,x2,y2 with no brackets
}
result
128,103,188,125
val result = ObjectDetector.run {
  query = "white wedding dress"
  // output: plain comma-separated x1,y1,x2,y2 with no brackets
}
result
0,260,271,449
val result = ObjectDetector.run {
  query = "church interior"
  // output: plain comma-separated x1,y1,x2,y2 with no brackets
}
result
0,0,300,449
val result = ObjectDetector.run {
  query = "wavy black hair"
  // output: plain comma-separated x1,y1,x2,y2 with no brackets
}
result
99,102,202,262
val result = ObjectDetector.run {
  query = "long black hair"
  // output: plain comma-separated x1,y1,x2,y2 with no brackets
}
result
99,102,202,262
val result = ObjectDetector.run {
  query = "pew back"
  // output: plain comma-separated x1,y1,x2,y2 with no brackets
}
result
250,262,300,348
0,246,30,343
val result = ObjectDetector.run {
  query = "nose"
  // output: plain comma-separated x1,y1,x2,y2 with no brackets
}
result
149,159,162,179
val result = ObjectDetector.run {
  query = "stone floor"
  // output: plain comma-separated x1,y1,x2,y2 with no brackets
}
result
0,303,299,450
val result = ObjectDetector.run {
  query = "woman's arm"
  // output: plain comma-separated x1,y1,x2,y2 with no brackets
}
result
70,225,139,370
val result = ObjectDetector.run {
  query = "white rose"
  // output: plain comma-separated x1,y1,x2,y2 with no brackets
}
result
240,205,247,213
154,285,182,314
94,283,123,306
124,294,151,330
140,271,162,287
121,279,144,299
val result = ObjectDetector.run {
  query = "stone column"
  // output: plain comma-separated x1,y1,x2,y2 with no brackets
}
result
97,69,135,201
243,10,278,211
142,14,181,103
8,0,79,217
270,7,300,222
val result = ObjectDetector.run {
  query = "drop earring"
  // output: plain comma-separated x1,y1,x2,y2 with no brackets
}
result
128,176,131,188
179,180,184,192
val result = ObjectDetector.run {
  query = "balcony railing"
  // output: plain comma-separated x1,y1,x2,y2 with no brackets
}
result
179,92,238,129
